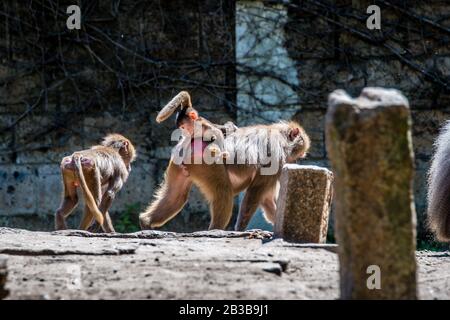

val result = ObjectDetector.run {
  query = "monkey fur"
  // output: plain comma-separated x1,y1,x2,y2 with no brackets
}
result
157,91,237,161
55,134,136,233
427,121,450,242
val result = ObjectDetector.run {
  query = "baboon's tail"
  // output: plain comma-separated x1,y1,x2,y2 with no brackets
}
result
73,155,104,227
427,121,450,242
156,91,192,123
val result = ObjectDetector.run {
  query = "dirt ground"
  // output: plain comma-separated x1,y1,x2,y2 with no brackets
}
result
0,227,448,300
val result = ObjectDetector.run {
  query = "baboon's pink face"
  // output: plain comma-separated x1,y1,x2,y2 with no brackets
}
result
178,117,196,136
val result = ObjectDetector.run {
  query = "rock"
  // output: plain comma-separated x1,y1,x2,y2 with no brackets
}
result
325,87,417,299
274,164,333,243
274,259,289,272
0,255,9,299
261,263,283,276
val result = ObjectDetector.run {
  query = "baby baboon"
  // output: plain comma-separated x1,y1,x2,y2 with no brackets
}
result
55,134,136,233
157,91,237,164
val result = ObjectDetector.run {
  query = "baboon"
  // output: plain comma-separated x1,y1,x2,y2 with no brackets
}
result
139,91,310,231
427,121,450,242
157,91,237,164
55,134,136,233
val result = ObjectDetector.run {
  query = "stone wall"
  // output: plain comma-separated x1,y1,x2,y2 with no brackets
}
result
0,0,236,231
236,0,450,239
283,0,450,240
1,0,449,239
236,1,299,125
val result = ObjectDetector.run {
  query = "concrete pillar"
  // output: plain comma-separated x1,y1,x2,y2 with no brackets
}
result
274,164,333,243
326,87,417,299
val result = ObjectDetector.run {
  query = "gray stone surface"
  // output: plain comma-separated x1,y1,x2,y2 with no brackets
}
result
274,164,333,243
0,228,448,300
326,88,418,299
1,228,338,300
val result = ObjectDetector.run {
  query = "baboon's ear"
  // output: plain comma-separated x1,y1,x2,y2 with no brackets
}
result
120,140,129,153
289,127,300,141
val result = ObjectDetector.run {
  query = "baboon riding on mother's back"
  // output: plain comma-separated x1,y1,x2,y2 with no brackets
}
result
139,91,310,231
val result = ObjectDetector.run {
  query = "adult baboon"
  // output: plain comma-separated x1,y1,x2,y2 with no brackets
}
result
55,134,136,233
139,92,310,231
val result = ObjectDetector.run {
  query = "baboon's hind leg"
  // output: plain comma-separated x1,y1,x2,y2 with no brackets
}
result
234,188,263,231
191,164,234,230
139,161,193,229
208,186,234,230
55,169,79,230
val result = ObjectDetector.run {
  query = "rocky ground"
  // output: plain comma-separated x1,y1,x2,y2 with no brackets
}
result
0,227,448,300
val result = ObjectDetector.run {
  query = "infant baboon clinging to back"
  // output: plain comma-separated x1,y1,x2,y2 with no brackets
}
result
55,134,136,233
156,91,237,164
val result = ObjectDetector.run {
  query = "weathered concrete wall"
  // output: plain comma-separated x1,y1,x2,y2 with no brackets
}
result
235,1,450,239
0,0,236,231
236,1,300,125
282,0,450,240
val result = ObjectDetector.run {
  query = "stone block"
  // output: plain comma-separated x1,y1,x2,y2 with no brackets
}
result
274,164,333,243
